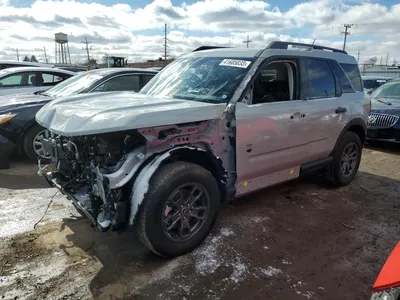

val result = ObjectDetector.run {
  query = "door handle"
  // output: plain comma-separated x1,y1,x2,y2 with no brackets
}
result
335,107,347,113
290,113,306,119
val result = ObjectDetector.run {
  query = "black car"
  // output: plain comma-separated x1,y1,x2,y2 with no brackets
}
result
0,68,158,167
367,78,400,142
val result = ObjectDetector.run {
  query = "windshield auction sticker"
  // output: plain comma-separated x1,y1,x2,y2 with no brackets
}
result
219,59,251,68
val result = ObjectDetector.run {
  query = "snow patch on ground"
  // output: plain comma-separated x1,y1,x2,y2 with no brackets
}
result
230,262,247,283
0,188,79,238
260,266,282,277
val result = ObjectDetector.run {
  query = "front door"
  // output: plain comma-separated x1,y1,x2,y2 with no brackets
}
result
235,59,314,194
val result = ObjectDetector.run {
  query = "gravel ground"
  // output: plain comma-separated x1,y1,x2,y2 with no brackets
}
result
0,143,399,300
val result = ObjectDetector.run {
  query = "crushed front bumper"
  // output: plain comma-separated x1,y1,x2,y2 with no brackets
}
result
0,135,15,169
43,171,101,229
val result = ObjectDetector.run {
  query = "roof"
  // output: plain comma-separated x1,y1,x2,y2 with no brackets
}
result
85,67,159,76
0,60,53,67
361,75,393,80
0,66,76,76
187,41,357,64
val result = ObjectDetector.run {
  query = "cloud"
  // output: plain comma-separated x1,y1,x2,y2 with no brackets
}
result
0,0,399,64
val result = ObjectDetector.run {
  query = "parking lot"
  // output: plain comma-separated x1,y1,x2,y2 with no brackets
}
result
0,142,399,300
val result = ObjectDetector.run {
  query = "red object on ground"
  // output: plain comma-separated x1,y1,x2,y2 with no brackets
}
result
373,242,400,292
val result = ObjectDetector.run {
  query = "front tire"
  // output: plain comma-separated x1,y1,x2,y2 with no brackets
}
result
325,131,362,186
23,123,51,161
136,161,220,257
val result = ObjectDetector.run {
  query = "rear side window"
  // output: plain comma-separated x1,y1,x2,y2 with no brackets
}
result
331,61,355,93
142,74,155,87
93,75,140,92
340,63,363,92
302,59,336,99
41,72,68,86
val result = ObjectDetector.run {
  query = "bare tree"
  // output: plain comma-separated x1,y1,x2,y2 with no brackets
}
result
364,56,377,69
101,54,109,63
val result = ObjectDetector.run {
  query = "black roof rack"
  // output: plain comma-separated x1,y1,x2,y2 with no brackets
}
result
266,41,347,54
193,46,232,52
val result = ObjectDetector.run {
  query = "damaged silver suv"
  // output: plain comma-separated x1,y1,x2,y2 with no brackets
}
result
36,41,370,257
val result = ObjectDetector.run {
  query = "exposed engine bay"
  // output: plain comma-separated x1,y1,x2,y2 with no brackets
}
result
39,120,230,232
41,130,147,231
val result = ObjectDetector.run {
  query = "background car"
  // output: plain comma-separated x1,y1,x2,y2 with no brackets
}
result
367,78,400,142
362,76,393,93
0,68,158,162
0,67,75,96
0,60,52,70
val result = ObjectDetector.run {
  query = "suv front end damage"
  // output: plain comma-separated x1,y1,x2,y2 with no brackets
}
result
39,120,230,232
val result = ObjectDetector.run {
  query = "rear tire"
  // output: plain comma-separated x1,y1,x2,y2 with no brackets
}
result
136,161,220,258
23,123,51,162
325,131,362,186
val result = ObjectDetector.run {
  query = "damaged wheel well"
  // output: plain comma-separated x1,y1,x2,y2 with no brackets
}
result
166,148,227,202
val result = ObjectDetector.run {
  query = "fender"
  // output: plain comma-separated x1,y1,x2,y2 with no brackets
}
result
331,117,367,155
128,146,221,225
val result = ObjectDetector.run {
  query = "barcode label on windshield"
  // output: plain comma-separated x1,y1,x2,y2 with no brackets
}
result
219,59,251,68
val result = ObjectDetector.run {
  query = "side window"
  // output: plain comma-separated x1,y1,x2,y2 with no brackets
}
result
0,72,36,87
331,61,355,93
141,74,155,88
340,63,363,92
93,75,140,92
302,59,336,99
251,61,296,104
41,73,67,86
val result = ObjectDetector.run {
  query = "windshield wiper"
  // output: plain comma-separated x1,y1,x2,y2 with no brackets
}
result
34,90,50,97
376,99,392,105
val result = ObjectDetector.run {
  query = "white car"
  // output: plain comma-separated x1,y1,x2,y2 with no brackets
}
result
0,60,53,70
0,67,75,96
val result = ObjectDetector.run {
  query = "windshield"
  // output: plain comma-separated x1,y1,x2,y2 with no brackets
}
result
140,56,255,103
363,79,389,90
370,81,400,99
43,72,104,98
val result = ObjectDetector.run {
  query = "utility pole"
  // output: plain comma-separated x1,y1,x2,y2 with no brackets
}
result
16,49,19,61
43,46,48,64
82,37,92,64
357,50,360,63
164,24,168,61
386,53,389,66
341,24,354,51
312,38,316,45
242,35,252,48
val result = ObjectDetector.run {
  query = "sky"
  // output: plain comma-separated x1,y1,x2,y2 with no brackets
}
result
0,0,399,64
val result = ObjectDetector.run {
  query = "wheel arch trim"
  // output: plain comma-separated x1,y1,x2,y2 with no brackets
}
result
128,145,225,225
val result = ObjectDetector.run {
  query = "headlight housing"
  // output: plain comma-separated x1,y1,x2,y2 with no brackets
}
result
0,113,17,125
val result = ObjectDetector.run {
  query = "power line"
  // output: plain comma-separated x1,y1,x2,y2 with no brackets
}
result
242,35,252,48
341,23,354,51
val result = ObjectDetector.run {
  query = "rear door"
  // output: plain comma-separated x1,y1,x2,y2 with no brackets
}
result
298,58,354,160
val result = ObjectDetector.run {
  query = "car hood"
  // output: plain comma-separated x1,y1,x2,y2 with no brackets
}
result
36,91,227,136
371,98,400,114
0,92,52,113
